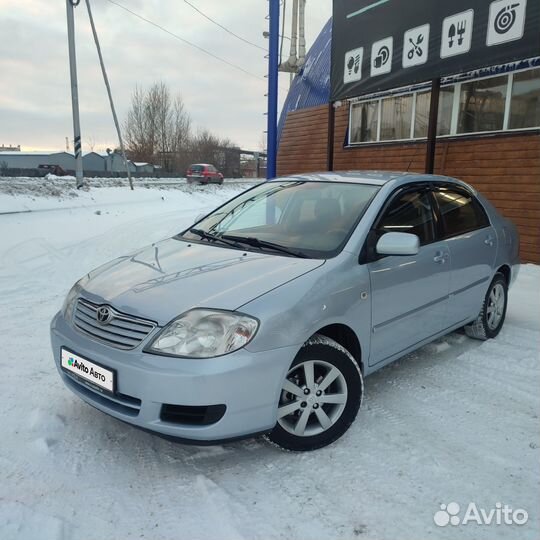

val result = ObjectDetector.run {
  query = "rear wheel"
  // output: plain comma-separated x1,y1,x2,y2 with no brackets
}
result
266,334,363,451
465,273,508,340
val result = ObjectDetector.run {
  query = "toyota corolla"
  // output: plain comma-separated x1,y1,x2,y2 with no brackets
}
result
50,172,519,451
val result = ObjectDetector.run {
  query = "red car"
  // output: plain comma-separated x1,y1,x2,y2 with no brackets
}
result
186,164,224,185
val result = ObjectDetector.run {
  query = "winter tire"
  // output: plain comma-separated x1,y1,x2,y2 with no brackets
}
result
266,334,363,451
465,272,508,340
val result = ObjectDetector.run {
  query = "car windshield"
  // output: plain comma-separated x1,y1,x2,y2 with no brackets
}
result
180,180,380,258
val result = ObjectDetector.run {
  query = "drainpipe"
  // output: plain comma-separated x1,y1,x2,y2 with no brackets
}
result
297,0,306,68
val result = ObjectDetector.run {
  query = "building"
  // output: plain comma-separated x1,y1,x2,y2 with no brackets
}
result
277,18,540,264
0,151,75,170
0,149,148,175
133,162,154,175
82,152,106,172
0,144,20,152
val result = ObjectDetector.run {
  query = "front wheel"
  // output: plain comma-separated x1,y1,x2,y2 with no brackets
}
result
465,273,508,340
266,334,363,451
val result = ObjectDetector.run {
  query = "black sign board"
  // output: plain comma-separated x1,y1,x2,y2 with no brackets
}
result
331,0,540,101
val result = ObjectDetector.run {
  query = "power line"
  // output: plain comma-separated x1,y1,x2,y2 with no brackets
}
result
106,0,265,82
86,0,133,190
182,0,267,52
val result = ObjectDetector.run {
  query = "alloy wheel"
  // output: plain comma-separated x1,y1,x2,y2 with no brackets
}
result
487,282,505,330
277,360,348,437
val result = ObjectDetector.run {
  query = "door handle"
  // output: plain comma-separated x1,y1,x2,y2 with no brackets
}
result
484,235,494,247
433,251,448,264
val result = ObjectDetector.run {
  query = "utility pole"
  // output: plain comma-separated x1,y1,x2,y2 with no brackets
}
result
266,0,280,179
85,0,134,190
66,0,84,188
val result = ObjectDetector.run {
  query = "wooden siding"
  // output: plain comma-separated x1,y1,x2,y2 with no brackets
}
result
277,104,540,263
278,105,329,175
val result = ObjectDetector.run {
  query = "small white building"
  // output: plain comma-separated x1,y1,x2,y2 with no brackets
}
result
133,162,154,174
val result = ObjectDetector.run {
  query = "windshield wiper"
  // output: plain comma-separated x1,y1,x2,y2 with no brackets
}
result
221,234,309,258
188,228,241,249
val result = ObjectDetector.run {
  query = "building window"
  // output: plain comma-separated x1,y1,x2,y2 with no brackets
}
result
414,87,454,138
350,101,379,143
457,75,507,134
509,67,540,129
348,66,540,145
380,95,413,140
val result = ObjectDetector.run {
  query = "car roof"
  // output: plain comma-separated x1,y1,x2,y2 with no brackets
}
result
269,171,469,188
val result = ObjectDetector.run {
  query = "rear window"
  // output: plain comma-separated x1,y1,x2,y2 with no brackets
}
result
190,165,203,172
433,189,490,237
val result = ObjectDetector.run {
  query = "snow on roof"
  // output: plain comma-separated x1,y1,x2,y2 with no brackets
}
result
0,150,69,156
133,162,151,167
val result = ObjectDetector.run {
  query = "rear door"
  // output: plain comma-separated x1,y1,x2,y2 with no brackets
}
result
367,187,451,365
432,186,496,327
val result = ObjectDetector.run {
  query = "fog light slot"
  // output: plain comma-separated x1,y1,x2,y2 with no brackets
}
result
160,404,226,426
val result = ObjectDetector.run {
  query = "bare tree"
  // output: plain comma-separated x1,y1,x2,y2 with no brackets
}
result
86,135,96,152
125,85,153,163
124,81,238,174
124,82,192,172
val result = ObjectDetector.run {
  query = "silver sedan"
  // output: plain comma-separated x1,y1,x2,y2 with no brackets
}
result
51,172,519,451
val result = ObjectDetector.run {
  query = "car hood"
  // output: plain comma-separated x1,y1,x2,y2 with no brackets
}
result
80,238,324,325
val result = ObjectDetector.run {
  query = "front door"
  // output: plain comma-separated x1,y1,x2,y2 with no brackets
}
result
367,188,451,366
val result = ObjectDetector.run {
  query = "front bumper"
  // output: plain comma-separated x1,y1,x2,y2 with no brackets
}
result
50,311,296,442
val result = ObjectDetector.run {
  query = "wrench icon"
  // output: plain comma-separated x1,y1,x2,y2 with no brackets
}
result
407,34,424,59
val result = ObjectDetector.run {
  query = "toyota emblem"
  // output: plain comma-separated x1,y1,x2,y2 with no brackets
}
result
96,306,113,325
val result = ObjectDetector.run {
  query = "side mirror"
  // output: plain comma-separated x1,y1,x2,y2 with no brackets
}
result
376,232,420,256
194,212,206,224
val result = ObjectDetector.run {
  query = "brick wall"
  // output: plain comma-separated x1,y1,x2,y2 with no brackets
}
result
277,104,540,263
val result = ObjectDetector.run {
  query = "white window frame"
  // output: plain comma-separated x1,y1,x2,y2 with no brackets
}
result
347,65,540,146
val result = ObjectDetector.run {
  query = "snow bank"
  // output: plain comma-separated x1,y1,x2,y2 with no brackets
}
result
0,176,258,213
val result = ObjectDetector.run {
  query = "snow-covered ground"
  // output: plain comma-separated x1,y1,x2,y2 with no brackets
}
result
0,176,257,213
0,182,538,540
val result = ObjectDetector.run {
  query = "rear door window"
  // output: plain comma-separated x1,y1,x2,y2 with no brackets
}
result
433,188,490,238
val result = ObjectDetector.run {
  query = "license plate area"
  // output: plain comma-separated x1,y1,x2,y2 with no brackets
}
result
61,348,115,394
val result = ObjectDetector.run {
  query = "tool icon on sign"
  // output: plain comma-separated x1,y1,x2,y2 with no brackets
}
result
494,3,519,33
440,10,473,59
403,24,429,68
486,0,526,46
343,47,363,84
370,36,393,77
407,35,424,59
347,53,361,75
374,45,390,68
448,20,467,47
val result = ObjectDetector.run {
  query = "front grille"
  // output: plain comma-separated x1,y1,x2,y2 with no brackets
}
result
73,298,157,350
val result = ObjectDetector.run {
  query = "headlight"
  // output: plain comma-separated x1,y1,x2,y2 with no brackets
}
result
147,309,259,358
61,282,82,321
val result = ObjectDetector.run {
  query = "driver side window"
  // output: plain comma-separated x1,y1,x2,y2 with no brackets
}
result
377,189,435,245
